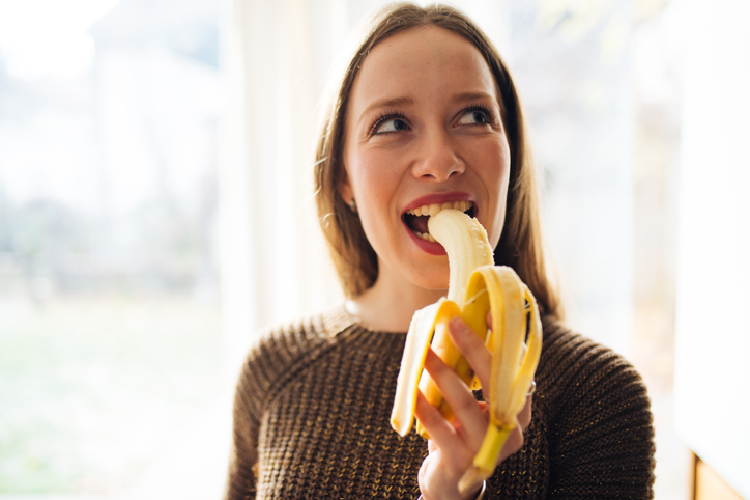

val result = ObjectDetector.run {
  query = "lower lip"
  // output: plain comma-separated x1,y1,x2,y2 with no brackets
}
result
405,223,447,255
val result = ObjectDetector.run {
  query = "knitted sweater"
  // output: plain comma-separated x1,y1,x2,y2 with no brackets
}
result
225,306,655,499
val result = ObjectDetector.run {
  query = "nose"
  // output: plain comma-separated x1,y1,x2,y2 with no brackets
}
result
411,129,465,181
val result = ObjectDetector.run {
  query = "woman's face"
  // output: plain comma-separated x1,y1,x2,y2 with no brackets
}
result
340,26,511,291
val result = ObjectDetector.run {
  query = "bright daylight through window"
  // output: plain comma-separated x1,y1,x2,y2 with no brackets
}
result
0,0,225,496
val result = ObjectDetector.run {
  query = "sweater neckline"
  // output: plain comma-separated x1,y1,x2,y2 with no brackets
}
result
320,303,408,338
321,302,559,340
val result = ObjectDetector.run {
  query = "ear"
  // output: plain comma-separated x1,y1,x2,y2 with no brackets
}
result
338,167,354,205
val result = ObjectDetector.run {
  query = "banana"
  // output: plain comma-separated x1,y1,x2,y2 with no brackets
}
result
390,209,542,494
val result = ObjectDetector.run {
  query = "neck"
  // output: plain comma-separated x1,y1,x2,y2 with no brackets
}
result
346,263,447,333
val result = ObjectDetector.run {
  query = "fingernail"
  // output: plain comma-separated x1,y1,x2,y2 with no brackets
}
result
449,315,465,334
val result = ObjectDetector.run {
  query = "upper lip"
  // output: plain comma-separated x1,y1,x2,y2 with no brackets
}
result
402,191,476,215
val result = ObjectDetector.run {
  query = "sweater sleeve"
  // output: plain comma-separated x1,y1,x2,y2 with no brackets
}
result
224,323,306,500
540,324,656,499
224,315,338,500
224,342,266,500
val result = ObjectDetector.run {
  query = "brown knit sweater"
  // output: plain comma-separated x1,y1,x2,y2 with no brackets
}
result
225,306,655,499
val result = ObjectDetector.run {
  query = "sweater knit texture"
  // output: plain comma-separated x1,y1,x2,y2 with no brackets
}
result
225,305,655,499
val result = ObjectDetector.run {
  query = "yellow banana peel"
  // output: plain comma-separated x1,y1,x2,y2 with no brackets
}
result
390,209,543,494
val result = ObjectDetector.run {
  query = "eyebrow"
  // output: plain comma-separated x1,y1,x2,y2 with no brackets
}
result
357,96,414,126
452,91,497,105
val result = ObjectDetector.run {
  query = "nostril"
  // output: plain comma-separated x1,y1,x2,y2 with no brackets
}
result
414,162,464,181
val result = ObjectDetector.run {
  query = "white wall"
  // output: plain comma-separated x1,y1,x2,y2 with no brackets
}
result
674,0,750,497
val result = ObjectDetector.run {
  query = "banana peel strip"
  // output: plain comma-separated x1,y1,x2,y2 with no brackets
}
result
458,268,543,492
390,265,543,493
391,299,459,438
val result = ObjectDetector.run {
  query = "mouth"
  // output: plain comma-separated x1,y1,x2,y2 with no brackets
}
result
402,200,475,242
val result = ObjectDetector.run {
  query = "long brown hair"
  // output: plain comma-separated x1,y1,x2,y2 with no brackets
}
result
314,2,561,319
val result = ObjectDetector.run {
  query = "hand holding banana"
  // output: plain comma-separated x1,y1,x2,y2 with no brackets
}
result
391,209,542,495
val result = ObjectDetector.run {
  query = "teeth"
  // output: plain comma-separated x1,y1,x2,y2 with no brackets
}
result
414,231,437,243
406,200,473,217
407,201,474,241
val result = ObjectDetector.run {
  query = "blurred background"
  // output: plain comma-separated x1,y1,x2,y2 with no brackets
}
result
0,0,747,499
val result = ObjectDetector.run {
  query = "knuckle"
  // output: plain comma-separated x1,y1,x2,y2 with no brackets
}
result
508,427,524,451
454,394,479,415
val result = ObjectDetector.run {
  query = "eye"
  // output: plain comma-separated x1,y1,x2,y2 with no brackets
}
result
459,110,489,124
456,105,495,126
372,114,410,135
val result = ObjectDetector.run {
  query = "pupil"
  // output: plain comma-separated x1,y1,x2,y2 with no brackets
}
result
395,119,407,130
474,111,485,122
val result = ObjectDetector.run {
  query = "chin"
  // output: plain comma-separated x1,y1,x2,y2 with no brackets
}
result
408,268,450,294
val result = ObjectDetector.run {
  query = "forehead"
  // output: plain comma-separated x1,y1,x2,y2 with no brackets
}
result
352,26,498,107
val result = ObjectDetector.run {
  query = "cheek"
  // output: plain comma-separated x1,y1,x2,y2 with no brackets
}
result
476,139,512,246
347,150,400,214
474,141,511,191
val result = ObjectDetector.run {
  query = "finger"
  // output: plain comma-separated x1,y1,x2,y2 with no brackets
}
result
428,401,489,454
495,396,532,466
414,391,473,470
498,422,525,463
518,393,532,430
428,438,438,454
448,316,492,389
423,349,488,449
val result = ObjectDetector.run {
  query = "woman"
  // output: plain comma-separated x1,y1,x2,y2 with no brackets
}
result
226,4,655,499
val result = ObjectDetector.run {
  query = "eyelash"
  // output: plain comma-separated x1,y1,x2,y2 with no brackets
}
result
369,111,407,136
462,103,496,125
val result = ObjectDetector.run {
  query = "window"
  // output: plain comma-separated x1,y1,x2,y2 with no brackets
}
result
0,1,226,496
